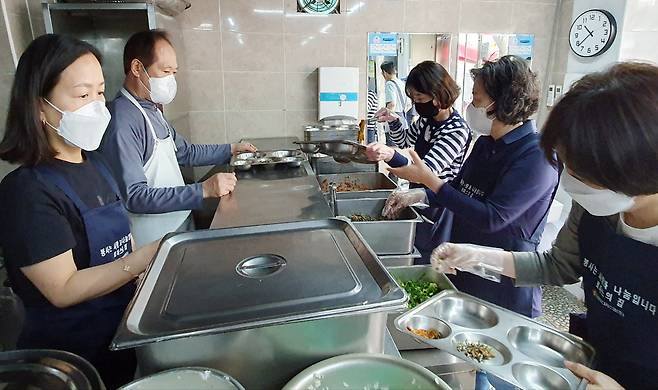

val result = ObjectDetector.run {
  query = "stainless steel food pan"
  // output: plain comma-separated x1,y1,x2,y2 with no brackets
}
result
378,248,421,267
318,172,398,198
112,219,407,390
335,198,422,255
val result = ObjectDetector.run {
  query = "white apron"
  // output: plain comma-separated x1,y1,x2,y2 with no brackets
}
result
121,88,190,248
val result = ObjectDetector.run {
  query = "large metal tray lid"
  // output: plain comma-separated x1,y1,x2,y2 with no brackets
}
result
112,219,406,349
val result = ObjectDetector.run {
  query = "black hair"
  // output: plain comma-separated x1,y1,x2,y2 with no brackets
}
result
541,62,658,196
405,61,460,109
380,61,397,75
470,55,539,125
123,29,172,75
0,34,102,166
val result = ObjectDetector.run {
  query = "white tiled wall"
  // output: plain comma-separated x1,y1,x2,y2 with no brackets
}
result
0,0,565,180
177,0,562,167
621,0,658,63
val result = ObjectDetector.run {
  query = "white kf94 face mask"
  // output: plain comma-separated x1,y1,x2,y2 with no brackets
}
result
139,61,177,105
44,99,111,151
561,169,635,216
465,101,495,136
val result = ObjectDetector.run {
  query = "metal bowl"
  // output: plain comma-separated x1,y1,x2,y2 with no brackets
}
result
333,155,352,164
267,150,296,159
0,349,105,390
282,353,450,390
119,367,244,390
318,141,360,156
279,156,304,167
230,159,252,171
296,142,320,153
235,152,256,160
254,157,272,164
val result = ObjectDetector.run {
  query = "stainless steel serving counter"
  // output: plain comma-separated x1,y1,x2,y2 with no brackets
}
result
203,137,473,388
210,138,332,229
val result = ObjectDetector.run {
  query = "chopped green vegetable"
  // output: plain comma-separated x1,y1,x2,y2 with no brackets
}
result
397,279,441,308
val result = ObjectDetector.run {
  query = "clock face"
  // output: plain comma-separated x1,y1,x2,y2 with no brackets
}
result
569,9,617,57
297,0,340,14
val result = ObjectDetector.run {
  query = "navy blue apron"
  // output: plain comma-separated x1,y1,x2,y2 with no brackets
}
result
412,117,466,264
447,134,557,318
578,212,658,390
18,153,136,389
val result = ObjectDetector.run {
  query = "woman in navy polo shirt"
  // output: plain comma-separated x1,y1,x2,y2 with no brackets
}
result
432,62,658,390
385,56,559,389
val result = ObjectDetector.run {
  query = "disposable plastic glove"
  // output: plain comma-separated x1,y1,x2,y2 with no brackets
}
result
382,189,428,219
375,107,400,122
564,361,624,390
431,243,507,283
365,142,395,162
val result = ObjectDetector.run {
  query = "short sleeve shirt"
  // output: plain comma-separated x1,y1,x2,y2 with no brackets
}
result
0,154,116,307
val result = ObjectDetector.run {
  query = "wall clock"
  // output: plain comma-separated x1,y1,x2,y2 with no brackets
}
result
569,9,617,57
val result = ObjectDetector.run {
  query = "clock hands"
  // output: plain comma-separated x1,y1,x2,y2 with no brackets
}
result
575,21,596,47
583,25,595,38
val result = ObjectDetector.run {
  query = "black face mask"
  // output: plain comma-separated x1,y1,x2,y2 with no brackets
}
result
415,100,439,118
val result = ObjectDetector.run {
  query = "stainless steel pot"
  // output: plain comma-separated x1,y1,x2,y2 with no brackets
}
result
111,220,407,390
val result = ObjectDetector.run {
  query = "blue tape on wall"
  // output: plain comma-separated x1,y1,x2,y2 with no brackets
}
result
319,92,358,102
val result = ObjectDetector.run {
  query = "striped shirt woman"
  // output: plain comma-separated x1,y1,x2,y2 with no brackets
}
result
366,61,470,183
388,110,470,181
366,90,379,143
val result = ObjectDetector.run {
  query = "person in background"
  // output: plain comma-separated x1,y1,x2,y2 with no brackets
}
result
0,34,160,389
366,89,379,143
99,29,256,248
381,61,410,144
432,62,658,390
384,55,559,390
366,61,471,262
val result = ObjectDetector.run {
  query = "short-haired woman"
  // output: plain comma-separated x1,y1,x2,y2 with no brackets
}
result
366,61,471,260
0,34,159,388
368,61,470,182
433,61,658,390
386,56,559,389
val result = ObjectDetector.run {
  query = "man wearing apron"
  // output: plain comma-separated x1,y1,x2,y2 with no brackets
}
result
100,30,255,248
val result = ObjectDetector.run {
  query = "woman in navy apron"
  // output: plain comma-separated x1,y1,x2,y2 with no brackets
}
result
432,62,658,389
386,56,559,390
365,61,471,261
0,35,159,389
